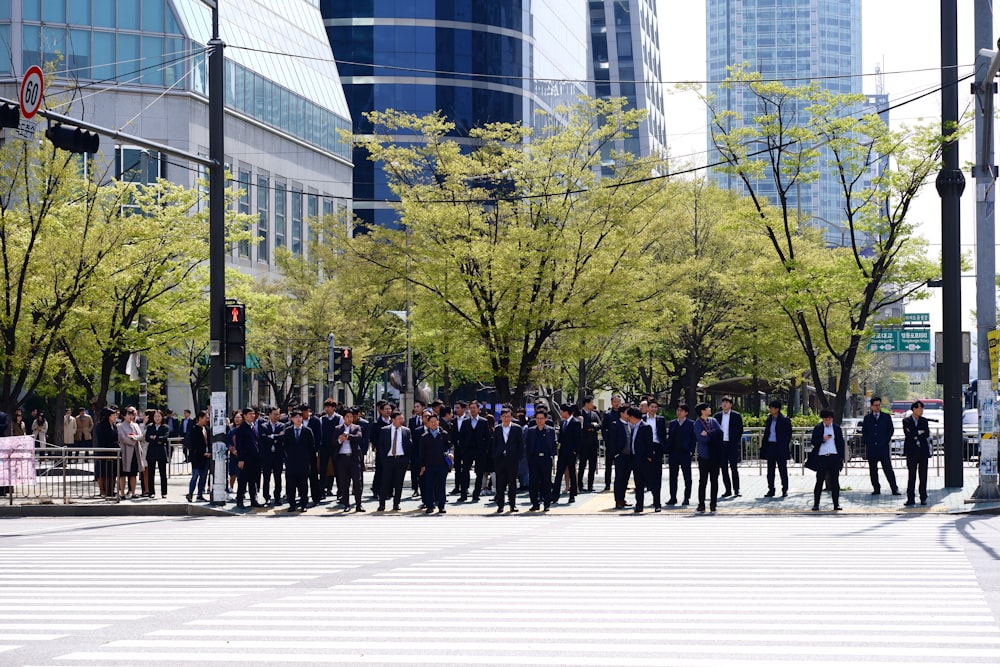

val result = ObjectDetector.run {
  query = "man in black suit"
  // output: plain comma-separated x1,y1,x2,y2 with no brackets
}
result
601,396,622,492
370,401,392,499
714,396,745,498
259,406,285,506
762,399,793,498
234,407,263,509
419,412,451,514
450,401,470,497
460,401,493,502
552,404,580,504
301,404,324,506
810,409,845,511
408,401,426,498
377,411,412,511
612,404,633,509
862,396,900,495
666,404,696,506
902,400,931,507
525,410,556,511
643,400,667,511
333,407,365,512
493,407,524,513
184,410,211,502
180,409,193,462
282,410,315,513
319,398,342,499
623,407,655,513
577,396,601,492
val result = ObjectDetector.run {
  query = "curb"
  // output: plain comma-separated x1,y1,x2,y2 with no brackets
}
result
0,503,234,518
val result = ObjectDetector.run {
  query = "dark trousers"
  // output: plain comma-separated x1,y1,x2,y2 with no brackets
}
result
380,455,409,507
906,455,929,503
371,450,383,497
147,459,167,496
473,458,491,499
455,447,472,496
335,454,363,507
319,446,336,494
766,458,788,493
697,457,720,510
613,455,633,505
633,459,661,511
528,456,552,507
494,463,518,509
261,458,283,501
814,455,840,507
669,458,692,502
237,462,261,502
720,443,740,493
868,454,898,493
551,453,578,502
577,441,598,490
422,464,447,510
604,445,614,489
285,472,309,510
308,455,322,504
410,458,421,492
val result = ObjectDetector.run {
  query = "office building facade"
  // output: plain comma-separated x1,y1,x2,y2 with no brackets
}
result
322,0,589,229
587,0,667,164
706,0,863,246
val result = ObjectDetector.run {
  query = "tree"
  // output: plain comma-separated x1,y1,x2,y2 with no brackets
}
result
340,98,665,406
704,66,944,419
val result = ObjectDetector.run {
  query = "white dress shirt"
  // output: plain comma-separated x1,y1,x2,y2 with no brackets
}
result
720,411,731,442
818,424,837,456
644,415,659,444
338,426,353,455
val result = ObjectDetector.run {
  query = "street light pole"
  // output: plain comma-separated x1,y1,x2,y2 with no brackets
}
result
937,0,967,488
207,0,228,504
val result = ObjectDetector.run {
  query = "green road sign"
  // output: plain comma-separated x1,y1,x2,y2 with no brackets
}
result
867,330,899,352
904,313,930,324
899,328,930,352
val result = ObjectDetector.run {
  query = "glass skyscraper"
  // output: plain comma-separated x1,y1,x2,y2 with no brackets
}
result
706,0,863,246
587,0,667,164
321,0,589,229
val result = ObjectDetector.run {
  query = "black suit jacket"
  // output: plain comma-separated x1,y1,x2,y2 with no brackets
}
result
762,413,793,461
283,426,316,477
713,410,744,446
259,419,286,462
185,424,211,470
557,417,581,457
377,425,413,459
319,413,342,449
629,421,655,461
460,417,492,464
666,418,696,464
902,415,931,460
333,423,364,471
493,424,525,469
810,422,845,465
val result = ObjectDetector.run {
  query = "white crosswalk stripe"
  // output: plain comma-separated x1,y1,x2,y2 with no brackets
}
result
0,516,997,666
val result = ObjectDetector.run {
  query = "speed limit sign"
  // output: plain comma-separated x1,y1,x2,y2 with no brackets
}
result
19,66,44,120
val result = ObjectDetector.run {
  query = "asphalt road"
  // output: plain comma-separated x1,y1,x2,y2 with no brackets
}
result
0,514,998,666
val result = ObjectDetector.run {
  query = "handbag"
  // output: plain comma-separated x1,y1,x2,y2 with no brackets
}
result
805,448,820,471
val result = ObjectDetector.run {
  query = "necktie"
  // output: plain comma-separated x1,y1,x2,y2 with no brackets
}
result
417,416,422,427
392,428,399,456
630,424,636,455
295,428,300,441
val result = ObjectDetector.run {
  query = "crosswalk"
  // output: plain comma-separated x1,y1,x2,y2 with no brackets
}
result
0,515,997,666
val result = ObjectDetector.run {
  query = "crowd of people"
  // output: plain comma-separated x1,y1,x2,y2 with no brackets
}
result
4,394,936,510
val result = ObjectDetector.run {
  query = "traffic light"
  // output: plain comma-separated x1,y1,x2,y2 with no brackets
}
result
340,347,352,383
222,302,246,367
45,123,99,154
0,104,19,129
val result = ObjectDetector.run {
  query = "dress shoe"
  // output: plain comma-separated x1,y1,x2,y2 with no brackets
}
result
633,509,643,514
666,499,677,506
459,495,468,502
602,487,611,492
615,503,626,509
437,508,446,514
568,497,575,504
764,490,775,497
588,486,595,492
696,505,705,512
356,505,366,513
273,499,283,506
920,499,927,506
496,506,504,514
286,507,297,513
392,505,401,512
871,490,881,495
299,507,307,512
681,499,690,506
425,508,435,514
377,504,386,512
721,491,732,498
734,492,741,497
411,490,421,498
543,504,550,512
781,490,788,498
812,505,819,511
510,507,519,513
472,495,480,502
903,500,916,507
185,493,193,502
710,507,717,513
834,505,843,510
250,501,263,508
236,501,246,509
530,505,540,511
654,507,662,513
891,490,902,496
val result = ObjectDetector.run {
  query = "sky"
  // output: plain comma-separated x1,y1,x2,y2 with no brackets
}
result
657,0,988,369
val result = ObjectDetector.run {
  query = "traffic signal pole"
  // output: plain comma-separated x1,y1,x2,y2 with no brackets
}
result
208,1,229,505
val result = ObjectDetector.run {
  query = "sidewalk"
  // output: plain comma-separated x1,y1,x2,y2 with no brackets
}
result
2,461,997,517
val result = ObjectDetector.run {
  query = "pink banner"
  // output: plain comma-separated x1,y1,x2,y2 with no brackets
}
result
0,435,36,485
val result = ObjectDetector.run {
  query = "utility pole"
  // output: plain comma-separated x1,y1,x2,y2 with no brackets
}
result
207,1,229,505
938,0,967,488
970,0,1000,502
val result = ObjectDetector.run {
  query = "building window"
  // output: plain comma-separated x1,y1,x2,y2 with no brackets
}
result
237,169,250,258
291,188,302,257
257,175,269,264
306,193,317,249
274,182,286,250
